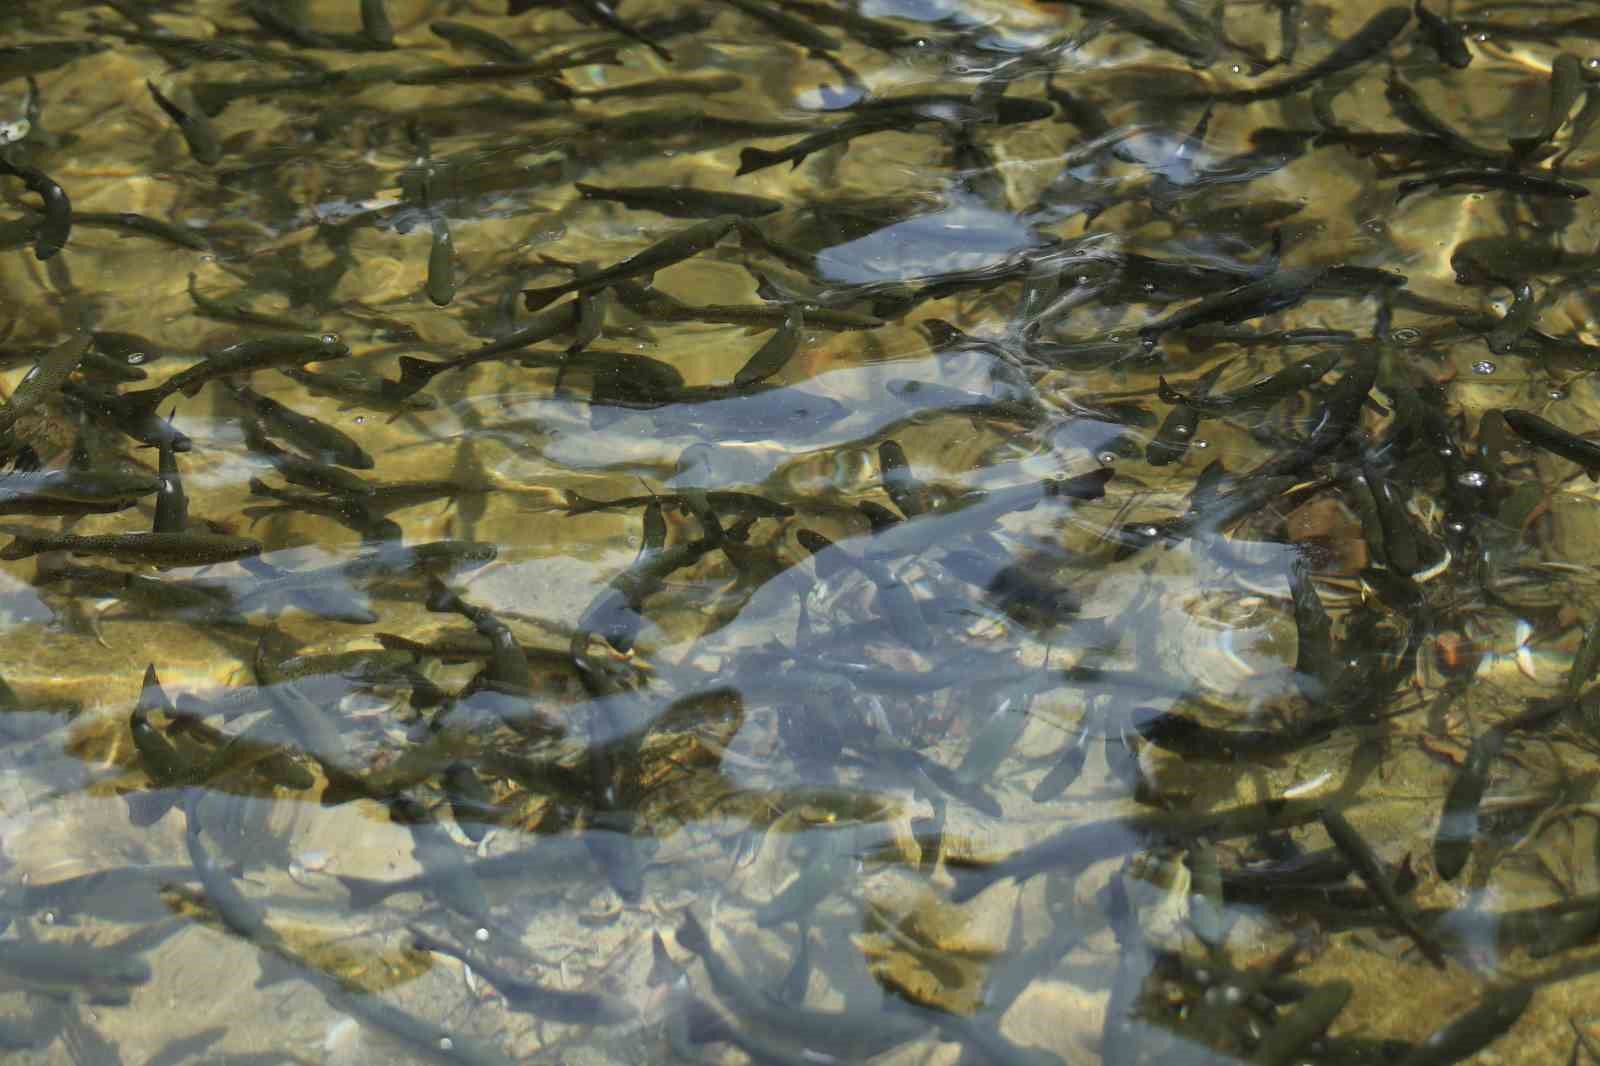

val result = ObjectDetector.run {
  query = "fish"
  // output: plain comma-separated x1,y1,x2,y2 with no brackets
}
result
361,0,395,47
186,273,318,333
1509,52,1583,160
426,213,454,306
429,20,531,62
152,428,188,531
225,382,373,469
523,217,736,309
1133,707,1341,760
1194,7,1411,102
733,305,804,387
279,365,439,413
1050,0,1216,63
736,113,911,175
1319,809,1447,968
127,334,352,405
1432,727,1503,881
1146,361,1228,465
1503,409,1600,479
1140,269,1326,347
1414,0,1471,68
408,929,637,1024
532,0,673,62
1395,983,1532,1065
721,0,841,52
1398,170,1589,201
0,155,69,259
949,796,1330,901
442,762,498,843
146,80,222,165
0,528,262,565
575,182,784,219
675,911,931,1056
1481,281,1538,355
1254,980,1355,1066
878,439,926,518
1157,351,1340,411
0,467,160,506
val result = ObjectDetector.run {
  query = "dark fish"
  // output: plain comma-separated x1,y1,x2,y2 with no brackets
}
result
225,382,373,469
1503,409,1600,479
523,217,736,309
0,155,69,260
1053,0,1215,63
575,182,783,219
721,0,841,52
442,762,498,843
1509,52,1583,160
61,380,192,450
1414,0,1471,68
1146,361,1228,465
1140,268,1326,347
430,21,532,62
1197,7,1410,102
878,439,926,518
1255,980,1355,1066
1157,351,1340,412
145,80,222,165
0,529,261,565
1432,727,1502,881
129,334,352,404
1396,984,1532,1065
69,211,208,250
733,305,803,387
186,272,318,332
427,213,454,307
1398,170,1589,201
279,365,438,413
0,467,160,506
154,429,187,533
1133,707,1340,759
1319,809,1447,968
511,0,673,61
737,114,908,175
361,0,395,47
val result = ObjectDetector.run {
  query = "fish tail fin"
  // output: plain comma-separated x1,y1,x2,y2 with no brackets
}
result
319,766,372,808
396,355,447,391
563,489,599,515
522,285,563,311
334,874,391,910
736,148,785,176
253,949,300,988
0,534,39,560
675,910,709,955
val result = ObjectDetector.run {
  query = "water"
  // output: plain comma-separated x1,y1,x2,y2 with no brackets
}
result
3,0,1600,1062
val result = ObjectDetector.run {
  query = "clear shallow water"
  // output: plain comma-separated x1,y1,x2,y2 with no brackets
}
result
4,0,1600,1063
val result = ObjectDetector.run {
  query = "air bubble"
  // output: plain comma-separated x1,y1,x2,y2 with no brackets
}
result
474,927,490,942
1096,451,1117,465
439,1039,454,1052
1230,64,1242,74
1589,57,1600,69
1471,360,1496,375
1457,470,1488,488
1194,439,1209,449
1446,521,1467,534
319,332,340,346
